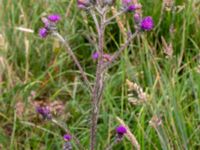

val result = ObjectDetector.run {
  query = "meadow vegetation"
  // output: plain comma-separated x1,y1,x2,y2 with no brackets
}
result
0,0,200,149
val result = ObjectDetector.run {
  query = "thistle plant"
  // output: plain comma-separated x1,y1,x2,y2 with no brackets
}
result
105,125,127,150
37,0,154,149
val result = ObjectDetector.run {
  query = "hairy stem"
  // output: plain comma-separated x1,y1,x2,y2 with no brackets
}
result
105,137,119,150
53,32,92,93
90,9,106,150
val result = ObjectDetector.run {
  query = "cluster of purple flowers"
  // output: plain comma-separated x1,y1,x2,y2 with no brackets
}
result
76,0,154,31
36,106,52,120
37,1,153,149
39,14,61,38
122,0,154,31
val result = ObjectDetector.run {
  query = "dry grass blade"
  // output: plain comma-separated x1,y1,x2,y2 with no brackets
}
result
15,101,25,118
66,0,74,17
126,79,148,105
149,115,162,129
0,34,5,48
15,27,34,33
0,57,6,92
111,7,127,38
161,36,173,58
116,117,140,150
163,0,174,8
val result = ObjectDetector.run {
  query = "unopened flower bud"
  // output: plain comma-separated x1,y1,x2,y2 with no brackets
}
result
39,28,48,38
134,13,141,23
92,52,99,60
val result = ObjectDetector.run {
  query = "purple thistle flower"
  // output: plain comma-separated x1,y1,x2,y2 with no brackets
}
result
63,134,72,141
116,125,127,141
92,52,99,60
140,16,154,31
127,5,136,11
39,28,48,38
116,125,127,135
48,14,61,23
36,106,52,119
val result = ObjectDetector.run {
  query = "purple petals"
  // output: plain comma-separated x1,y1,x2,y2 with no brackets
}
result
39,28,48,38
36,106,52,119
140,16,154,31
47,14,61,23
116,125,127,135
128,5,136,11
63,134,72,141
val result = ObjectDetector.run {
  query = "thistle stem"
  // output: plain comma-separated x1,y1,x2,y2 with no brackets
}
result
52,118,85,150
102,31,139,70
104,9,126,25
90,7,107,150
53,32,92,93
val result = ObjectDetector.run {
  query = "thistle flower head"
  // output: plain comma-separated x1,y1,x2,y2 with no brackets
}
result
63,134,72,141
47,14,61,23
36,106,52,119
140,16,154,31
39,28,48,38
127,5,136,11
116,125,127,135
